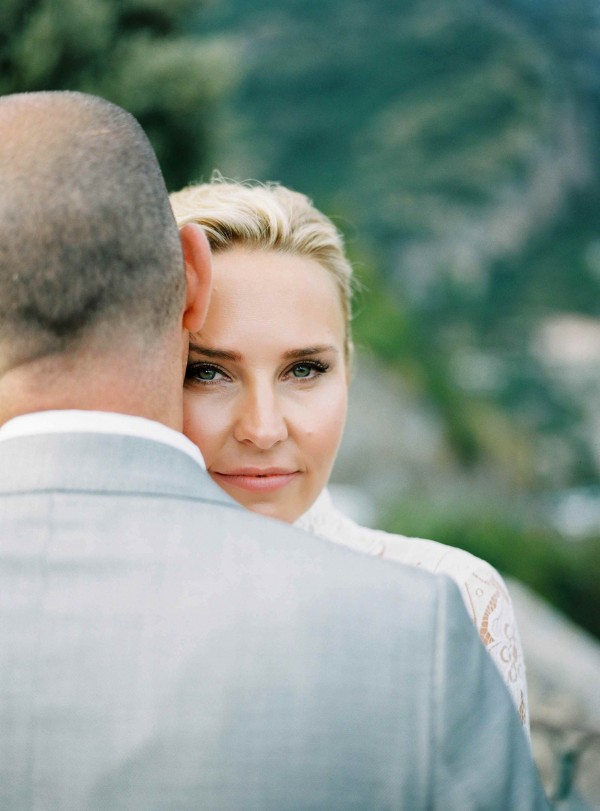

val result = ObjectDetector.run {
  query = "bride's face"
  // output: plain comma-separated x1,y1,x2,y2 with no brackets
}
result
183,247,349,523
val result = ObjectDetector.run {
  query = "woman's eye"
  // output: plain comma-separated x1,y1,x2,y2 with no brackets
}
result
185,363,226,384
292,363,313,379
287,361,329,380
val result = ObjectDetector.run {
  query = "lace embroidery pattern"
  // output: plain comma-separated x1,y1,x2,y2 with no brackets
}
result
296,489,530,734
463,568,529,730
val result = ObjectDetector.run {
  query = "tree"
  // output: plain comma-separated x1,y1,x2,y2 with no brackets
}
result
0,0,237,189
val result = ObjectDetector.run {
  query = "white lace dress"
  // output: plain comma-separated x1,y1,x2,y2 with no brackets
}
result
295,489,530,734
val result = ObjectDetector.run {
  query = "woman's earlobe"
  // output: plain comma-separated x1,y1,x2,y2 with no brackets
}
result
180,223,212,333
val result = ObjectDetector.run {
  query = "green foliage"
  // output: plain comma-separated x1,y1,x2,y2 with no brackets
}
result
383,498,600,640
0,0,237,189
352,266,412,364
353,262,539,473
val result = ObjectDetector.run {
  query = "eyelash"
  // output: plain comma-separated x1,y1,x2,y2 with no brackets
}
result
184,359,330,386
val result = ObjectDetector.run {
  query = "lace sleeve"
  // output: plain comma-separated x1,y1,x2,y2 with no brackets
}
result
461,564,530,734
386,539,531,734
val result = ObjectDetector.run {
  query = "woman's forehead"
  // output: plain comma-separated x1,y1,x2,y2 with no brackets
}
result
198,248,346,352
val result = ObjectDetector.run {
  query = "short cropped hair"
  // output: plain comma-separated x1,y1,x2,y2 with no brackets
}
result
170,177,354,360
0,91,184,364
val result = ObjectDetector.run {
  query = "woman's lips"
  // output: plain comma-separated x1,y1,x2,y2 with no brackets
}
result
212,469,299,493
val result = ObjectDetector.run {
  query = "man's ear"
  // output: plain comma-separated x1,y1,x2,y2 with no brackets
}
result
179,223,212,334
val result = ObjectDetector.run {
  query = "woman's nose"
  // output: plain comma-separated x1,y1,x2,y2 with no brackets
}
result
233,387,288,449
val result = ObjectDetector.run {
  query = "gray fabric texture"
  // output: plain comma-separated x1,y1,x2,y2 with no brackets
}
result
0,432,549,810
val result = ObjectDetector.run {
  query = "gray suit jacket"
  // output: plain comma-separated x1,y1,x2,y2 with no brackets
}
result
0,432,548,810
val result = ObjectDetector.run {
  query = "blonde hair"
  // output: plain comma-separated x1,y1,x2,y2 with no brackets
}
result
170,177,354,360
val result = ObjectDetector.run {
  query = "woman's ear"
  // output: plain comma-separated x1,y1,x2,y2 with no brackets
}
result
179,223,212,334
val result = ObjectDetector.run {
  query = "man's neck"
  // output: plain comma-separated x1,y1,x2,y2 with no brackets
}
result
0,347,184,431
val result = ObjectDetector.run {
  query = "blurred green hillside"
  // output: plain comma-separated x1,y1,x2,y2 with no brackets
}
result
197,0,600,637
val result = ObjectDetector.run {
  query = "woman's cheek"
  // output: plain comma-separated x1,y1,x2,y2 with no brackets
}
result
305,384,347,456
326,395,348,459
183,394,227,454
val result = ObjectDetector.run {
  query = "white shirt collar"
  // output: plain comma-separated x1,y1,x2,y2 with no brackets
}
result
0,410,205,469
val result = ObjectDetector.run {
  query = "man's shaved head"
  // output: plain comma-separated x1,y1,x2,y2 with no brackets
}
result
0,91,184,368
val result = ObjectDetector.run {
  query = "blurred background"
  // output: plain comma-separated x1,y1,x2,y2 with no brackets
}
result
2,0,600,803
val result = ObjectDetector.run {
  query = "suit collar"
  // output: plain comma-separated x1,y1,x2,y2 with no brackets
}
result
0,409,205,468
0,431,237,508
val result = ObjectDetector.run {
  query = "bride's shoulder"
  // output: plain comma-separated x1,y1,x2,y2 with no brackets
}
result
375,526,500,582
377,528,516,622
297,489,501,585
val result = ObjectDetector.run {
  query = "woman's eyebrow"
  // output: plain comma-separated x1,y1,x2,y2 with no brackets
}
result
188,343,241,362
282,345,338,359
